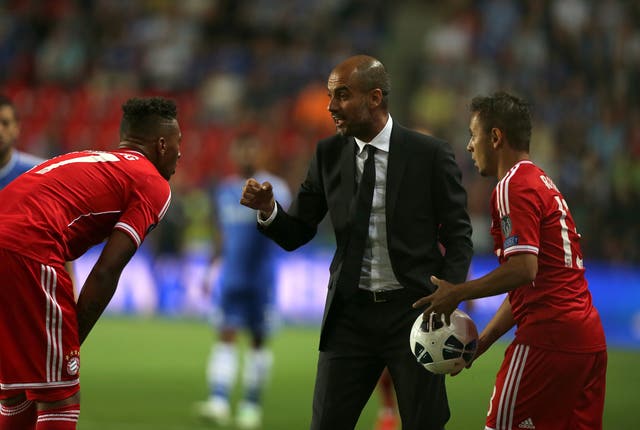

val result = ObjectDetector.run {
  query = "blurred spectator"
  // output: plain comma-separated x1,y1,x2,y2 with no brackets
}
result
0,94,45,188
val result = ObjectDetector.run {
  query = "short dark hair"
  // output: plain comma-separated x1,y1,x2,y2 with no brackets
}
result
120,97,178,140
470,92,531,151
0,94,18,121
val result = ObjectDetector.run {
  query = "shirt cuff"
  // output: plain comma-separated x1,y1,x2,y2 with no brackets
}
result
257,203,278,226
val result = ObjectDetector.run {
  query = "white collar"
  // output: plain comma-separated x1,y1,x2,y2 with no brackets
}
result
354,115,392,154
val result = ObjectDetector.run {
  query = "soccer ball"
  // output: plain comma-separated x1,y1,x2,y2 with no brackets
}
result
409,309,478,375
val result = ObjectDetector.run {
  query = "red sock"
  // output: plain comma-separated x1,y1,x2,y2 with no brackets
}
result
36,404,79,430
378,371,396,410
0,399,37,430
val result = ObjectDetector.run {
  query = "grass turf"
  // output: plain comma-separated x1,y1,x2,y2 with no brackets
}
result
78,316,639,429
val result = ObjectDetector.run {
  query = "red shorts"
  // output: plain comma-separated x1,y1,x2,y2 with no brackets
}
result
486,342,607,430
0,249,80,402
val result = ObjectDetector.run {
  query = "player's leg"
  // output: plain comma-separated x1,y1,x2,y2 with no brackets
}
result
235,332,272,429
373,368,399,430
34,390,80,430
0,254,79,430
486,343,546,430
567,350,607,430
199,324,239,425
236,292,276,429
486,343,606,430
1,390,81,430
0,391,37,430
198,285,245,425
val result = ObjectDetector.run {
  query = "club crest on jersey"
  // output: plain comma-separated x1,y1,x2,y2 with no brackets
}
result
65,350,80,376
501,215,512,237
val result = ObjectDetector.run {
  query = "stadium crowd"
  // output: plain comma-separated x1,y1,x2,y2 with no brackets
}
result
0,0,638,263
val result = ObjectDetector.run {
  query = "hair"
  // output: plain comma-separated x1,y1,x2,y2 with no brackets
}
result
0,94,18,121
120,97,178,140
351,56,391,108
470,91,531,151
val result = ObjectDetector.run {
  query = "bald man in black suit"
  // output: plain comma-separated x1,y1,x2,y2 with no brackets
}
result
241,55,473,430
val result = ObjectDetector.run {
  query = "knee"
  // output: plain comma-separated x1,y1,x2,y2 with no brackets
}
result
0,392,28,407
36,391,81,411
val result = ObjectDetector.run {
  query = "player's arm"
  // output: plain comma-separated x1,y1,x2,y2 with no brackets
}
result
64,261,79,300
413,253,537,324
76,230,137,344
476,296,514,358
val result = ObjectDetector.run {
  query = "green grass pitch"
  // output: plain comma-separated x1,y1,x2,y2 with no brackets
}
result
78,317,639,429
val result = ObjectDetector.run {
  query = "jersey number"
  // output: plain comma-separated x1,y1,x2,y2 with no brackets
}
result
554,196,574,268
35,152,121,174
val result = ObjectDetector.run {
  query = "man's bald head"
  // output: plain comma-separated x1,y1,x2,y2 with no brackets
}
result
333,55,391,107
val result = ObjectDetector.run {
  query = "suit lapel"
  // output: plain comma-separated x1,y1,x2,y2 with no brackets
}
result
386,125,408,223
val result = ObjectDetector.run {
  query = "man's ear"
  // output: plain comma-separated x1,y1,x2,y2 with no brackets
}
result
368,88,383,108
157,137,167,155
491,128,503,149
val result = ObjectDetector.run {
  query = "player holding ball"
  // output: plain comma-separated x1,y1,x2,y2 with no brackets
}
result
413,92,607,430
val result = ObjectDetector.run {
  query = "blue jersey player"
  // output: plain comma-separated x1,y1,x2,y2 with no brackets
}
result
198,134,291,429
0,95,45,189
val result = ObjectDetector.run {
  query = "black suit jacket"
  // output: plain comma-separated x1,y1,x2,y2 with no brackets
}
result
261,123,473,348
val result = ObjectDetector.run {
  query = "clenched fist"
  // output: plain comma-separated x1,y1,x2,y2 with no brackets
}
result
240,178,275,218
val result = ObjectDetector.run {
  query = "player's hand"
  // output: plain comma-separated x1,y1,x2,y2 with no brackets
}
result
451,335,490,376
451,360,472,377
240,178,275,217
412,275,462,325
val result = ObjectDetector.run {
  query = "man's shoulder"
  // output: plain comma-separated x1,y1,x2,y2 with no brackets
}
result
504,161,544,188
317,133,349,148
389,124,451,161
393,123,447,147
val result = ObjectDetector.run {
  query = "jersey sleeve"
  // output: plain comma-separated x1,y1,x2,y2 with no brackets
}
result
496,177,542,259
489,191,503,258
115,174,171,247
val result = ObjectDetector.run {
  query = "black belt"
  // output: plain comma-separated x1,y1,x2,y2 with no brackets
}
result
357,288,404,303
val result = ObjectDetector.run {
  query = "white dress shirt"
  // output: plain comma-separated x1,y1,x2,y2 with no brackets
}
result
259,115,402,292
354,115,402,292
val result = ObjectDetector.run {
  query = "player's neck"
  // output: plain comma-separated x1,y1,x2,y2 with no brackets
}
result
118,142,150,159
498,152,530,179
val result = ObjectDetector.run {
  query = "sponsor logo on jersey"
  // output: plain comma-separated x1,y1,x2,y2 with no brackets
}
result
518,417,535,429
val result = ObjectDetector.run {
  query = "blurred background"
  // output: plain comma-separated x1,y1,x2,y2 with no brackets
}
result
1,0,639,428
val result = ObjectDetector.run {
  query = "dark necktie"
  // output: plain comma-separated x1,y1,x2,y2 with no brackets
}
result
339,144,376,297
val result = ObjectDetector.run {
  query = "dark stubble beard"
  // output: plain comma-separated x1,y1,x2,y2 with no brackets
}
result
337,105,373,140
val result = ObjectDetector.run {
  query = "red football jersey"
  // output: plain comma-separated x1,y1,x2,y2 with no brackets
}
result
0,149,171,265
490,160,606,352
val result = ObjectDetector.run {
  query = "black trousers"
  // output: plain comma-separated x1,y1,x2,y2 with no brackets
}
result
310,288,450,430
